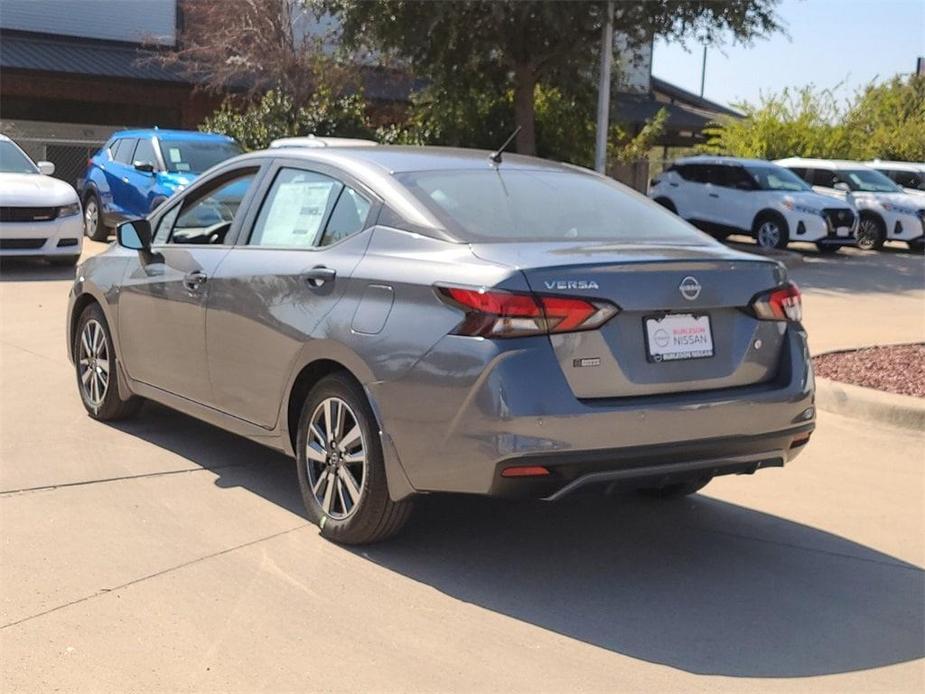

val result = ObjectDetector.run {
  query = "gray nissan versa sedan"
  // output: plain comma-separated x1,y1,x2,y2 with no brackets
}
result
67,146,815,544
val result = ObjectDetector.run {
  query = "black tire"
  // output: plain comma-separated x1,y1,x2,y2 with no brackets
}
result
815,242,840,255
296,372,413,545
856,213,886,251
74,303,143,420
907,238,925,254
753,212,790,250
83,190,109,242
48,255,80,266
654,197,677,214
637,476,712,499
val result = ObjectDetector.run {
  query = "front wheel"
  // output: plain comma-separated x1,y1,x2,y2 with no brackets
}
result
815,242,840,255
907,238,925,254
74,303,142,420
754,215,790,250
856,214,886,251
296,373,413,544
83,191,109,242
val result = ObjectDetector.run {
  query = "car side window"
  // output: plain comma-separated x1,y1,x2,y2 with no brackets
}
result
681,164,709,183
319,187,372,246
810,169,838,188
249,168,343,248
113,139,137,165
132,138,158,168
725,166,757,190
167,169,257,245
892,170,922,189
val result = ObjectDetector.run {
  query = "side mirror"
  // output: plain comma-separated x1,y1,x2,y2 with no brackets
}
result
133,161,156,173
37,161,55,176
117,219,152,251
833,182,851,192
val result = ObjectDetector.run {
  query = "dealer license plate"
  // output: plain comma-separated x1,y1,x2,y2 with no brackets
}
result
644,313,714,362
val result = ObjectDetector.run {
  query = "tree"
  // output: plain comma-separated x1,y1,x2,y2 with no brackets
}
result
702,75,925,161
153,0,354,107
201,89,373,151
323,0,782,155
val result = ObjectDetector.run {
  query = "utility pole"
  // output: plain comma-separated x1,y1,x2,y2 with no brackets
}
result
700,45,707,97
594,0,614,174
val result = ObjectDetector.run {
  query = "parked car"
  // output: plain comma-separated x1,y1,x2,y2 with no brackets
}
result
866,160,925,197
0,133,83,266
270,136,378,148
648,156,857,252
776,158,925,252
67,146,815,544
78,129,242,241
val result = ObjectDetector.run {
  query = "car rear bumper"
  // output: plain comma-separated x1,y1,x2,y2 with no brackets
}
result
0,215,83,257
370,327,815,499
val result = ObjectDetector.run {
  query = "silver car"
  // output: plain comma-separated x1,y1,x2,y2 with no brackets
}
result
67,146,815,544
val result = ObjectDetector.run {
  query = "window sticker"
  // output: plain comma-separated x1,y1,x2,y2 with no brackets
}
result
258,180,337,247
168,148,183,163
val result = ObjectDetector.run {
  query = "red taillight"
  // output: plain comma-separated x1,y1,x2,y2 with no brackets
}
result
751,282,802,322
437,286,618,338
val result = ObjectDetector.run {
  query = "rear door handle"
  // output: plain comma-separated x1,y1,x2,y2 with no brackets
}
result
708,193,720,198
303,266,336,287
183,270,208,292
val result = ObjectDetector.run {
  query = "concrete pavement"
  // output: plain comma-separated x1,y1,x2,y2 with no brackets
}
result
1,242,923,692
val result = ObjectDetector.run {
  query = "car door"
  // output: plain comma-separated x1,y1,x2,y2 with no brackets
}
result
117,165,262,404
717,165,759,230
697,164,728,227
204,161,380,427
104,138,137,220
121,136,160,217
674,164,708,223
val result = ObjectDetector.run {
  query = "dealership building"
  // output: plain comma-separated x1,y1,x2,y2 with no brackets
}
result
0,0,737,191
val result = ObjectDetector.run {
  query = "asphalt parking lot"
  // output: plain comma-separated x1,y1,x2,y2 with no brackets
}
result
1,239,923,692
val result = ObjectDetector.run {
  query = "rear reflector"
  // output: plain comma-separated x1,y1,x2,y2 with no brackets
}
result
750,282,802,322
501,465,551,478
790,432,812,448
437,285,618,338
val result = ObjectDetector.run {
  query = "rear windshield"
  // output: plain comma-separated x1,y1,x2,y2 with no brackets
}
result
396,169,709,244
157,139,242,174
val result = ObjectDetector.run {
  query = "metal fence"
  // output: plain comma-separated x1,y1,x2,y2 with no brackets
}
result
14,137,105,191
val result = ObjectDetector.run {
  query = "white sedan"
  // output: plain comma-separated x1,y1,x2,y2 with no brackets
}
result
0,134,83,266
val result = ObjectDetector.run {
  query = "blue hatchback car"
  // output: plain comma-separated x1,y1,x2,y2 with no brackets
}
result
79,129,241,240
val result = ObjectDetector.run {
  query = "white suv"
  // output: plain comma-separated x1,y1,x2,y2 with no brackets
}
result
649,156,857,252
866,160,925,197
776,158,925,252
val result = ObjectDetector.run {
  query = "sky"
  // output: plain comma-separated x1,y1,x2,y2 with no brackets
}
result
651,0,925,109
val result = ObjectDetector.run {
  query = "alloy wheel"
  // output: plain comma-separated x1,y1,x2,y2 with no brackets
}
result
84,199,98,235
856,220,880,250
757,221,780,248
305,397,367,520
79,319,109,407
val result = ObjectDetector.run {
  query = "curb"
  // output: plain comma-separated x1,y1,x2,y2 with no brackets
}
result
727,242,804,269
814,376,925,431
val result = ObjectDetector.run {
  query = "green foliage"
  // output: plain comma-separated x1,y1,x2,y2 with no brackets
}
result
843,75,925,161
201,88,373,151
321,0,781,154
374,82,665,170
703,75,925,161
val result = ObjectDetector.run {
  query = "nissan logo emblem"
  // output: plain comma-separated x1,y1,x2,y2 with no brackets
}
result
679,276,701,301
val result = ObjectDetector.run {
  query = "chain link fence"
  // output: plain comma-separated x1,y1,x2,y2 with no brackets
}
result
14,137,105,191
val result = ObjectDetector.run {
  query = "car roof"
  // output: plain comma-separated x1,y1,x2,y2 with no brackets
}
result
242,145,580,175
270,136,379,149
671,155,777,167
867,160,925,171
774,157,876,170
112,129,236,142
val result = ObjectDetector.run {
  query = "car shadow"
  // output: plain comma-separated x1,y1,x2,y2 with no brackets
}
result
0,257,78,282
110,403,924,679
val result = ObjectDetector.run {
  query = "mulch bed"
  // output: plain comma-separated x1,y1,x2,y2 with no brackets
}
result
812,344,925,398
